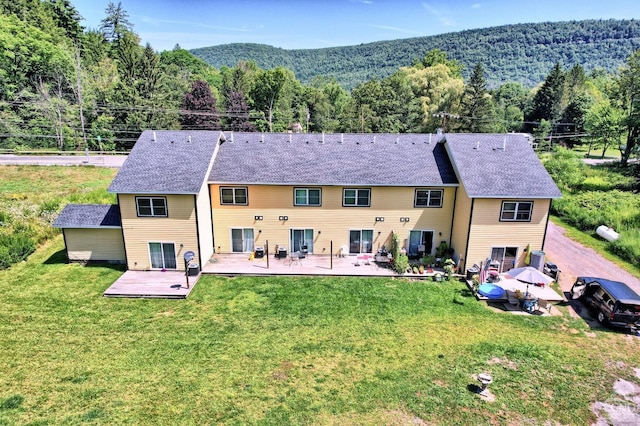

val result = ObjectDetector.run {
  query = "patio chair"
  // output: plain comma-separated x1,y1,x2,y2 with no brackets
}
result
507,291,520,307
536,299,552,314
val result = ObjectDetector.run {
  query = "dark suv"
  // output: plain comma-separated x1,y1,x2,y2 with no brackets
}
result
570,277,640,331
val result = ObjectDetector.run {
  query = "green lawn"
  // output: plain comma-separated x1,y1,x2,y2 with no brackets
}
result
2,238,640,425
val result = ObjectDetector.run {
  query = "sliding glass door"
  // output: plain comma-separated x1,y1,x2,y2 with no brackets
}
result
349,229,373,254
149,242,177,269
231,228,254,252
408,230,434,257
290,229,314,253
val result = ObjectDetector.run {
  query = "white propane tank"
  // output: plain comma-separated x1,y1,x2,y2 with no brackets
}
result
596,225,620,242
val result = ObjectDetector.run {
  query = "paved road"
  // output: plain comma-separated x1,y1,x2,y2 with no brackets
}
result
545,221,640,294
0,154,127,168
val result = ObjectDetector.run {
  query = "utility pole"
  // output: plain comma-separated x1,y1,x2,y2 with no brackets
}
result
432,111,459,133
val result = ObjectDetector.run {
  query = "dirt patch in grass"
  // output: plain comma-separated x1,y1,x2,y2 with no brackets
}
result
593,370,640,425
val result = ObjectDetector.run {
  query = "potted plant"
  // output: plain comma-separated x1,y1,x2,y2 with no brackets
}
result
471,274,480,292
421,254,436,268
419,264,424,274
443,258,456,281
434,272,443,282
412,266,419,274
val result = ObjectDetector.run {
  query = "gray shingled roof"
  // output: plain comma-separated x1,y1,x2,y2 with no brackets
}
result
108,130,220,194
444,133,562,198
53,204,121,228
208,133,458,186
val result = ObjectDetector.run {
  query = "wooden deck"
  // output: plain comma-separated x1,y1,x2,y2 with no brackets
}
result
103,270,199,298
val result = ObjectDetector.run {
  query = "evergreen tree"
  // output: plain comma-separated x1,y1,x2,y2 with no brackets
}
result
180,80,220,130
527,62,565,128
460,63,492,132
100,1,133,43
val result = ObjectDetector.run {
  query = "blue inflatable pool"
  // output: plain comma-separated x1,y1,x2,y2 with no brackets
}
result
477,283,505,299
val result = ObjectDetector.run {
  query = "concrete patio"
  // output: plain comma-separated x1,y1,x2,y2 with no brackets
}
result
201,252,439,278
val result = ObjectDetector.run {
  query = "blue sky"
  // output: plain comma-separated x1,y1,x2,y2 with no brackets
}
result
72,0,640,52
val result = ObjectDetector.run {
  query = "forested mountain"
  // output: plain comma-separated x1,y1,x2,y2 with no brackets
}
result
1,1,640,168
191,20,640,89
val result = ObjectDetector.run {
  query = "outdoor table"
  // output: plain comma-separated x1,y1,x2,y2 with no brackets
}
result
522,298,538,313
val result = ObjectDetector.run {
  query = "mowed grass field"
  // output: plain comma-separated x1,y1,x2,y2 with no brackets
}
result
2,239,640,425
1,165,640,424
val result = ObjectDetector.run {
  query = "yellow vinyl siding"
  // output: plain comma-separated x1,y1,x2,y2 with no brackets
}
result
210,185,455,254
465,198,550,269
63,228,125,262
451,185,471,269
120,194,198,270
196,183,214,265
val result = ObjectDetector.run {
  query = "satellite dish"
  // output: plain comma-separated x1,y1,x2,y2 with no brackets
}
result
183,251,195,262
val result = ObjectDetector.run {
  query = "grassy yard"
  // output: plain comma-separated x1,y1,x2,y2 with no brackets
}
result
2,238,640,425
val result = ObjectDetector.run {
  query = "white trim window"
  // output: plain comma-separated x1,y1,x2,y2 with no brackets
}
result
294,188,321,206
148,242,176,269
343,188,371,207
500,201,533,222
414,189,443,208
220,187,248,205
136,197,167,217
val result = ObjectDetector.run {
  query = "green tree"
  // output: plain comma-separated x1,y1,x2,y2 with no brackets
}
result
584,100,625,158
401,62,464,132
250,67,288,132
527,62,565,128
0,15,71,100
617,49,640,165
558,92,592,148
460,63,493,132
99,1,133,43
418,49,463,78
47,0,84,42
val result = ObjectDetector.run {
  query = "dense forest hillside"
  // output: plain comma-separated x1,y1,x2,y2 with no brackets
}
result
191,20,640,89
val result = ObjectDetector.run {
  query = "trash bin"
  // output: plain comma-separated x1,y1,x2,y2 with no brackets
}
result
530,250,545,271
188,262,199,276
254,246,264,258
466,267,479,281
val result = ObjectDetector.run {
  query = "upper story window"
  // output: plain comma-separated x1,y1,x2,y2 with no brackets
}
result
500,201,533,222
343,188,371,207
136,197,167,217
415,189,443,208
220,187,248,205
294,188,321,206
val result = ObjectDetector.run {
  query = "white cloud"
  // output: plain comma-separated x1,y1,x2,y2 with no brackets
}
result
136,15,250,33
372,25,423,35
421,2,455,27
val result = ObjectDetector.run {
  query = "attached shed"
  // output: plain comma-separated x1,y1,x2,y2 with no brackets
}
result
53,204,125,263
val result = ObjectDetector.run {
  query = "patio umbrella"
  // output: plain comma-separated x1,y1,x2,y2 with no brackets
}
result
507,266,554,285
507,266,554,299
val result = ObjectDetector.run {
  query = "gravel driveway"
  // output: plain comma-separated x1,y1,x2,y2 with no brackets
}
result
544,221,640,294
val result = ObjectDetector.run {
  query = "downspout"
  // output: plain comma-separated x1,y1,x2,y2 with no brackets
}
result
448,186,458,249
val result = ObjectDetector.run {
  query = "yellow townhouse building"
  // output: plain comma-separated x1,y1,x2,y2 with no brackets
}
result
54,130,561,274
